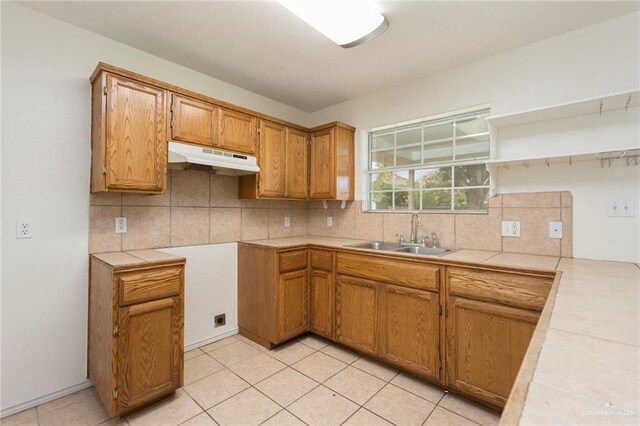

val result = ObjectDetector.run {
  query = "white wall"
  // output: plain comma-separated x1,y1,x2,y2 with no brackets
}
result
0,3,308,414
160,244,238,349
308,11,640,263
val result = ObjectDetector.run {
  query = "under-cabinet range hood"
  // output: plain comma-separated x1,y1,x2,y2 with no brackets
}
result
168,141,259,175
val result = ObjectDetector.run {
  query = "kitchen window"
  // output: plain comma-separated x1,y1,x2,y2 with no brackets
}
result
368,108,491,211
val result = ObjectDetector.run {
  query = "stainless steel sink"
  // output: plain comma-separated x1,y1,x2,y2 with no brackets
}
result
345,241,456,257
346,241,403,251
393,246,454,256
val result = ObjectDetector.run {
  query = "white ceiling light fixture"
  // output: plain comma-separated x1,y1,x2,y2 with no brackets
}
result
278,0,389,48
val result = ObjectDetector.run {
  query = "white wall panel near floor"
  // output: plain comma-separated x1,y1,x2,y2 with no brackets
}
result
160,244,238,349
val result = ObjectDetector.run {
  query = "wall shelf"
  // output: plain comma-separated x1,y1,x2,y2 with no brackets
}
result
486,89,639,130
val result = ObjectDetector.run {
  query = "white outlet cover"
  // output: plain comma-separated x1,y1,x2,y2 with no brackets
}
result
549,221,563,239
16,219,33,239
607,198,635,217
327,216,333,227
115,217,128,233
284,216,291,227
501,221,520,237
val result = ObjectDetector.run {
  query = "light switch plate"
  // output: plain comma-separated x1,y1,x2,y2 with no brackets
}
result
327,216,333,227
501,221,520,237
607,198,635,217
549,221,563,239
284,216,290,227
16,219,33,239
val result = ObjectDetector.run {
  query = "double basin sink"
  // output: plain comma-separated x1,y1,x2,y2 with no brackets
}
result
345,241,455,257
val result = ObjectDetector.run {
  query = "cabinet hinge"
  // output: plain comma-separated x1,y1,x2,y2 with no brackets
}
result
113,323,119,336
438,357,442,371
102,85,107,96
102,166,107,175
439,305,442,316
112,388,118,400
257,127,261,135
445,306,449,318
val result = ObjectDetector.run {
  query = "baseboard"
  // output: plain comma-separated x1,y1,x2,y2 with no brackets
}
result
1,329,240,419
184,327,239,351
1,379,93,419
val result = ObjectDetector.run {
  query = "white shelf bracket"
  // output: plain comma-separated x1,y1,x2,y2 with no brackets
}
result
486,163,498,197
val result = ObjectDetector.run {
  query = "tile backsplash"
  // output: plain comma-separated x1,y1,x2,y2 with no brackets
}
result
89,172,572,257
89,170,308,253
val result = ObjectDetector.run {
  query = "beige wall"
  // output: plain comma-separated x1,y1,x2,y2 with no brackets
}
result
91,181,572,258
89,170,309,253
307,192,573,258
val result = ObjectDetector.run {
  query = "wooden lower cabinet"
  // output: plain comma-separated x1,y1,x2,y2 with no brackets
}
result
445,296,539,408
277,269,308,341
379,284,440,381
89,255,185,417
238,244,309,347
238,246,555,411
335,275,378,356
309,269,333,339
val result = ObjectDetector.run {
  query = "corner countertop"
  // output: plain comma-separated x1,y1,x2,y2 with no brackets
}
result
241,236,640,424
91,249,186,269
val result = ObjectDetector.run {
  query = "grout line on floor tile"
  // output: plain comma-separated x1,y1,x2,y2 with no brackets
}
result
547,325,640,347
434,405,485,426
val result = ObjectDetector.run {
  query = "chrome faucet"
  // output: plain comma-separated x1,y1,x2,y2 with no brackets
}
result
422,232,439,248
409,213,421,243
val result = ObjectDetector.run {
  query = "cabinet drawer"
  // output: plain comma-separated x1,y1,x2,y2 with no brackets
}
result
119,267,182,306
336,253,439,291
447,267,552,311
310,250,333,271
279,250,308,273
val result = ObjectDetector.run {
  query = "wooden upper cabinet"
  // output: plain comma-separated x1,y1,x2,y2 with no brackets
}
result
310,122,355,200
219,108,257,155
170,93,218,147
285,127,309,199
309,127,335,199
335,275,378,356
92,73,167,194
446,296,538,408
257,120,287,198
380,285,440,381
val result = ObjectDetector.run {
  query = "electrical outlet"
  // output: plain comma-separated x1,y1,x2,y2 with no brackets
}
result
115,217,127,233
501,221,520,237
214,313,226,328
284,216,291,227
549,221,563,239
327,216,333,227
16,219,33,239
607,198,635,217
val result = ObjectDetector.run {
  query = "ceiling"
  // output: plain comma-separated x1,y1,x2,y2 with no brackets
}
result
21,1,639,112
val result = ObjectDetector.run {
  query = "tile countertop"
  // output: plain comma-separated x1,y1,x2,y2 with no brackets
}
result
242,237,640,425
91,249,185,269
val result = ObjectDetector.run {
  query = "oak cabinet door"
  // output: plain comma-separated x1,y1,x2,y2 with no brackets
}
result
335,275,378,356
258,120,286,198
285,127,309,199
170,94,218,147
309,270,333,339
446,296,538,408
309,128,335,199
117,297,183,413
220,109,257,155
106,75,167,193
277,269,308,342
379,285,440,381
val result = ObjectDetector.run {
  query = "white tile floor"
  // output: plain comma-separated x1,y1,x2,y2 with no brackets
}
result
3,334,501,426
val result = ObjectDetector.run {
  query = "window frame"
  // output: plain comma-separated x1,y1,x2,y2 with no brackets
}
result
367,108,491,213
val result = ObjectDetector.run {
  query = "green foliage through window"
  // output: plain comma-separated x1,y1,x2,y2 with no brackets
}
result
368,109,491,211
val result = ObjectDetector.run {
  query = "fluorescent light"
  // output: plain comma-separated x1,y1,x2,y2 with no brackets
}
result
278,0,389,48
